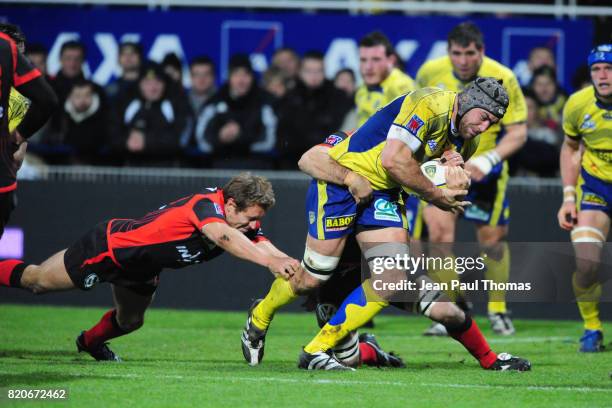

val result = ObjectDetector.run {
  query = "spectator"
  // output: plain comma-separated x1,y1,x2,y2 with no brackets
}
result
61,79,107,164
529,65,567,133
182,56,217,149
262,66,288,100
105,42,142,104
276,51,353,169
194,54,277,169
49,41,106,144
271,47,300,91
511,91,560,177
518,46,556,86
162,52,183,85
110,63,187,166
334,68,357,98
25,43,48,78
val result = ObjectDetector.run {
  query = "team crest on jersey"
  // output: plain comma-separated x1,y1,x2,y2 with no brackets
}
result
324,134,344,146
213,202,224,215
407,115,425,136
374,199,400,222
581,114,596,130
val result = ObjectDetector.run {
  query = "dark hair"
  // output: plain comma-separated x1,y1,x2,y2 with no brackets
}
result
447,22,484,50
531,65,557,84
229,54,254,75
262,66,286,87
223,173,276,211
60,40,86,57
571,65,591,90
139,61,168,83
119,42,143,57
162,53,182,70
25,43,47,56
359,31,394,56
190,55,215,70
334,68,355,82
70,78,95,92
302,50,324,62
0,23,25,46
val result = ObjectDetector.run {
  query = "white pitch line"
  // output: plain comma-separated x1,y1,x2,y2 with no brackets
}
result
381,335,574,344
5,372,609,394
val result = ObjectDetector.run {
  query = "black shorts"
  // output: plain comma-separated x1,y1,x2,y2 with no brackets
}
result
0,190,16,238
63,221,160,296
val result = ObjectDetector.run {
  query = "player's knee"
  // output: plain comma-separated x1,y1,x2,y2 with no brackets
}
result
116,314,145,332
300,246,340,291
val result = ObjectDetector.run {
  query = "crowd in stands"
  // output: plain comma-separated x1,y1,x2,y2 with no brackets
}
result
22,39,589,175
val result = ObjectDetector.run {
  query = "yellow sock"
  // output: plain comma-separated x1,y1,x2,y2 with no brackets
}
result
304,281,388,353
429,262,461,302
251,278,298,330
573,273,603,331
484,242,509,314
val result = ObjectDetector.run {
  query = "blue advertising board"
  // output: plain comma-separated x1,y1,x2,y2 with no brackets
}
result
0,6,593,92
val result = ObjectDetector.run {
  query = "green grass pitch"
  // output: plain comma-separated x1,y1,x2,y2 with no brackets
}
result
0,304,610,407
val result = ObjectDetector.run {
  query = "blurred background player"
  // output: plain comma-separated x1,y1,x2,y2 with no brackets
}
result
416,22,527,336
557,44,612,353
0,23,57,238
0,173,300,361
353,31,416,129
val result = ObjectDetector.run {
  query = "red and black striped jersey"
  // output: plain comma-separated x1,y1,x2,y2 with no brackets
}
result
105,188,267,272
0,33,41,191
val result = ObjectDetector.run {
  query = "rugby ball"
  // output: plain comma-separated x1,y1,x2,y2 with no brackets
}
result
420,160,446,187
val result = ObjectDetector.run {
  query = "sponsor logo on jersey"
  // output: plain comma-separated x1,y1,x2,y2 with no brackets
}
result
374,199,400,222
603,112,612,121
213,202,224,216
309,211,316,224
83,273,99,289
324,214,356,231
324,134,344,146
427,139,438,151
176,245,203,264
582,192,607,207
407,114,425,136
581,114,596,130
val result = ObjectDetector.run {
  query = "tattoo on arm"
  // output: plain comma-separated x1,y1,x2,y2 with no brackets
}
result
220,234,230,242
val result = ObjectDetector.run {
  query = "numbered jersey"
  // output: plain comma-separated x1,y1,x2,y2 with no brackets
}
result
563,86,612,183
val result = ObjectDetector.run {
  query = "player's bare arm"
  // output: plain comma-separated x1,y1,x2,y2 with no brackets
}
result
466,122,526,182
298,145,373,204
201,222,299,279
557,136,582,230
381,139,469,213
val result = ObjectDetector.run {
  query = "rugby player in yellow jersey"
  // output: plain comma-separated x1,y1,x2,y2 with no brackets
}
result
416,22,527,336
557,44,612,353
242,75,531,371
355,31,416,128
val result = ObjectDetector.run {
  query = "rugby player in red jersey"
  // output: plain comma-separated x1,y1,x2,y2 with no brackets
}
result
0,173,300,361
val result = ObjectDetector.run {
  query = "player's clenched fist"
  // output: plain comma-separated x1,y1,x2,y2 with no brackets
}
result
445,165,471,190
